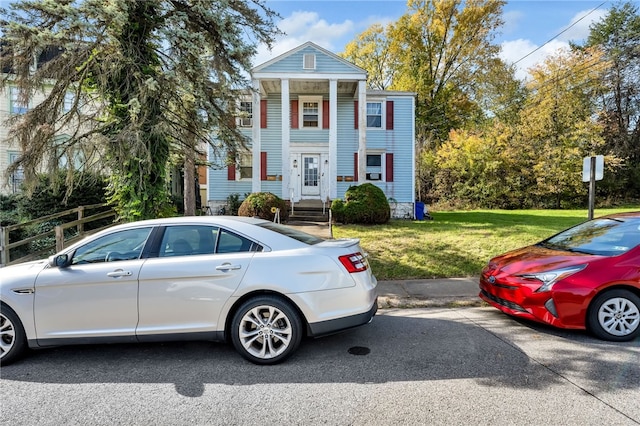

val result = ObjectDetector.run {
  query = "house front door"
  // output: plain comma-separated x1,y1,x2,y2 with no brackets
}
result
301,154,320,196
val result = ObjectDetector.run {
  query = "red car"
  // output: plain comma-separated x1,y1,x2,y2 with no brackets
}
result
479,212,640,341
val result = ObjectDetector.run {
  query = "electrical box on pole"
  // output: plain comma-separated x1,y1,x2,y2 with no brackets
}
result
582,155,604,220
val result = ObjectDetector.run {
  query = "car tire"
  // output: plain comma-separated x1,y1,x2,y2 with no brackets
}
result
230,296,303,365
1,305,27,365
588,289,640,341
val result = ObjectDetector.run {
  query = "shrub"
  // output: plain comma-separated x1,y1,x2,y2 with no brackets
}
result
238,192,289,222
331,183,390,224
18,171,108,218
226,193,243,216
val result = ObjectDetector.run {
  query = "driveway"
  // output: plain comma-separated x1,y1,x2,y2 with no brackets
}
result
1,307,639,425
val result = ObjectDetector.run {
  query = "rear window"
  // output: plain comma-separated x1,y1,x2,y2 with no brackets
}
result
257,222,324,245
539,217,640,256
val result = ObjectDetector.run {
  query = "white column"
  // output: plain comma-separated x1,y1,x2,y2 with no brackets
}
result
281,79,292,200
252,80,261,193
329,79,338,199
358,80,367,183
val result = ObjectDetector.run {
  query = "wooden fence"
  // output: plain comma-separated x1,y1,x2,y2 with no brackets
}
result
0,203,117,267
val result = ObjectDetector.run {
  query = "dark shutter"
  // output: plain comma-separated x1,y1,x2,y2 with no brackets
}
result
353,152,358,182
386,153,394,182
260,100,267,128
323,100,329,129
260,152,267,181
227,164,236,181
386,100,394,130
291,100,299,129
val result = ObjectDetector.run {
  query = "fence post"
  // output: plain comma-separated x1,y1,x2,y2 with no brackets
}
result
77,206,85,235
55,225,64,252
0,226,7,267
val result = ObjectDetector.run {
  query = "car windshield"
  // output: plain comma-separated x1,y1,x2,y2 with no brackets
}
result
257,222,324,245
538,217,640,256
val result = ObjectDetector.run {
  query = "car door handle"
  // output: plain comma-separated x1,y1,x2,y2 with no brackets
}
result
107,270,133,278
215,263,242,271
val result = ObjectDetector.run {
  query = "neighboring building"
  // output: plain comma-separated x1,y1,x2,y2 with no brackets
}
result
207,42,416,218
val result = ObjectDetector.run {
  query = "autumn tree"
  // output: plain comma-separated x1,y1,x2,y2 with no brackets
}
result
515,48,609,208
580,1,640,200
341,24,396,90
388,0,507,147
0,0,279,220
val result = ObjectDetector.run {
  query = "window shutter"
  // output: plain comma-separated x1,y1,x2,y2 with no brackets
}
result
227,164,236,181
323,100,329,129
291,100,299,129
353,153,358,182
260,100,267,128
260,152,267,181
386,153,394,182
386,100,394,130
354,101,358,129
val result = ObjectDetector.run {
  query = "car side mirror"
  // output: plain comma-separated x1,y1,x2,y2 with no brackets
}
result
49,254,71,268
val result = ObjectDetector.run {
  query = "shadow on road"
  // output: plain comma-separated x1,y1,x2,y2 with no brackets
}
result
2,308,639,398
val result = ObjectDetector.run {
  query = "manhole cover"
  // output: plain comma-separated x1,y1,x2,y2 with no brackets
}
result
348,346,370,356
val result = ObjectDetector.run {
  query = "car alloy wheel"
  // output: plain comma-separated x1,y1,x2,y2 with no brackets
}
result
588,289,640,341
231,296,302,365
0,306,26,365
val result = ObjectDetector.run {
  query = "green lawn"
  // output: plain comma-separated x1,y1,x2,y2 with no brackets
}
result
331,208,640,280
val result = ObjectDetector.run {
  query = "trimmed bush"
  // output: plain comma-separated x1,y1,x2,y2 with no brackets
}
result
238,192,289,222
331,183,390,224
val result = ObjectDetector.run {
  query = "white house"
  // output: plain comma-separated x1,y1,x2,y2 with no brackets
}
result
207,42,416,218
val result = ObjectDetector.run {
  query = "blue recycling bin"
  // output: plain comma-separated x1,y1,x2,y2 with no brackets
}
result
415,201,425,220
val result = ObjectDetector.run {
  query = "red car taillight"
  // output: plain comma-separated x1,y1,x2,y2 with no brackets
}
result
339,252,368,273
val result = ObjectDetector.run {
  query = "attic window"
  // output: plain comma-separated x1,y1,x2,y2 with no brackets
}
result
303,53,316,70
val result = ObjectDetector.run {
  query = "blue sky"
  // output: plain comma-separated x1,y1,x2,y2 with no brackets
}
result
257,0,630,79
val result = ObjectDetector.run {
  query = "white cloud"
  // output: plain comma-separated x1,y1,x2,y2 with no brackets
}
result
252,11,355,67
500,38,568,81
557,8,608,42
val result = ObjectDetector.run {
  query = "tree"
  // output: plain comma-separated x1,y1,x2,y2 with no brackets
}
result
580,1,640,200
1,0,279,220
387,0,507,148
341,24,396,90
515,48,609,208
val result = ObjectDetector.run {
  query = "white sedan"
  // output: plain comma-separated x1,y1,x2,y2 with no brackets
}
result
0,216,377,365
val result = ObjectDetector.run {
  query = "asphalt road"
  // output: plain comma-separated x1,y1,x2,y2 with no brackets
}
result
2,307,639,425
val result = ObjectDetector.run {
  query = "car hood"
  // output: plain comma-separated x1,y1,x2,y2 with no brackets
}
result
0,259,48,288
487,245,602,275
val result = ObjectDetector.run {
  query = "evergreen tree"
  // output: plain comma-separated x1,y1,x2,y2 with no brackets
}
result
0,0,279,220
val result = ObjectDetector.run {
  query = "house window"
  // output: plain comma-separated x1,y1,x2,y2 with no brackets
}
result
299,96,322,129
9,152,24,193
238,101,252,127
366,154,382,181
366,102,383,128
10,87,28,114
63,92,74,112
303,53,316,70
238,152,252,180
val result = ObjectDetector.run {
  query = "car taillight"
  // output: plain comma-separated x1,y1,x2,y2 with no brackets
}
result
339,252,368,273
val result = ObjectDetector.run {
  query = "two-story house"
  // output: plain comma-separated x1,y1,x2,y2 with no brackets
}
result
207,42,416,218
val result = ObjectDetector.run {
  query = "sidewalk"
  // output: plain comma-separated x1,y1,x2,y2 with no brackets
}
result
286,222,482,308
377,277,481,308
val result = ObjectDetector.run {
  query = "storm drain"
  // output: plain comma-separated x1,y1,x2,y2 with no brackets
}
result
348,346,370,356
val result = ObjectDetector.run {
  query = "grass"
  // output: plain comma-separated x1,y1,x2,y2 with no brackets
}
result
331,207,640,280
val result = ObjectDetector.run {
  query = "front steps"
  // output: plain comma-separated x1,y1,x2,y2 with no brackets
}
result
288,199,330,223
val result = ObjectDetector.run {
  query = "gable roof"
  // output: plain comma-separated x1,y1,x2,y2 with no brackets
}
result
252,41,366,76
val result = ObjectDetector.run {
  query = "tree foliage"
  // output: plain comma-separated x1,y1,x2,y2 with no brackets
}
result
0,0,279,220
388,0,507,147
341,24,395,90
580,1,640,200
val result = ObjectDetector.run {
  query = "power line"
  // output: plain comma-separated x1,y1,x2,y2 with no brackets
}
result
512,1,608,66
